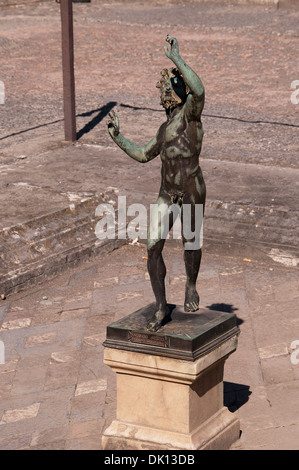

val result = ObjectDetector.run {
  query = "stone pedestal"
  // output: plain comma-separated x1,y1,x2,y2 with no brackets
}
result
102,304,240,450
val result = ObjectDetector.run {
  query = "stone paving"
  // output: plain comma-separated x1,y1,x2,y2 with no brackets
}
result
0,241,298,450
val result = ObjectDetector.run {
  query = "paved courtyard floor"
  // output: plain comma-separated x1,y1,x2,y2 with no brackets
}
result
0,241,298,450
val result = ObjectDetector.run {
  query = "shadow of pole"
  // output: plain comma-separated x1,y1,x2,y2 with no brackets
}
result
1,103,298,142
76,101,117,140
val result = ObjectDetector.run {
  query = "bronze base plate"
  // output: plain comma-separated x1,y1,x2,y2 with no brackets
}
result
103,303,239,361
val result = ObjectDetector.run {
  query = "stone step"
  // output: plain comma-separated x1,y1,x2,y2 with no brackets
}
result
0,190,124,296
205,200,298,249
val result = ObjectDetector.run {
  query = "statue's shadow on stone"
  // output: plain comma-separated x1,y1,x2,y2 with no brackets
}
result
206,303,244,326
224,382,251,414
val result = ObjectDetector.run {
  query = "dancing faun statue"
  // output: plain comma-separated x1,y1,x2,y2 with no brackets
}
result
107,35,206,332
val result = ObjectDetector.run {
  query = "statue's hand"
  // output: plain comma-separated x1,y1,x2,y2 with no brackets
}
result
164,35,180,61
107,110,120,139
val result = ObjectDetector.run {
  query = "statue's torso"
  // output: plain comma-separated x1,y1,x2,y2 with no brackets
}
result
158,106,205,198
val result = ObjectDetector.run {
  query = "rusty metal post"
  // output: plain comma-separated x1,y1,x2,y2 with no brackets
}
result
60,0,76,141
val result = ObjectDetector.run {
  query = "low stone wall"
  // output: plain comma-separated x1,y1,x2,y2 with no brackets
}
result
0,0,52,5
0,0,290,7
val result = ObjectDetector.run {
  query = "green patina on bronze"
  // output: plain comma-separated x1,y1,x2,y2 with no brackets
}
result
107,35,206,332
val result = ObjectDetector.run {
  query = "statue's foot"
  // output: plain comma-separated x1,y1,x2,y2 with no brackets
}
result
184,285,200,312
147,306,170,332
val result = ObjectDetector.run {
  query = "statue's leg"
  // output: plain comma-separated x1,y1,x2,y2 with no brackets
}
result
147,195,173,332
181,192,204,312
147,239,169,331
183,248,202,312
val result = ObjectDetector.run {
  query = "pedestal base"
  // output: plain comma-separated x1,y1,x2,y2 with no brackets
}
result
103,407,240,451
102,304,240,451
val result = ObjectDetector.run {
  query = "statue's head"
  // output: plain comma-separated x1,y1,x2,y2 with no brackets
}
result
156,68,189,110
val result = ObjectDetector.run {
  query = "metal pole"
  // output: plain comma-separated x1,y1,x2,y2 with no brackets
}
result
60,0,76,141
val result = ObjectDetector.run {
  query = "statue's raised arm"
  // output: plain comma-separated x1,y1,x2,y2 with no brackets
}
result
163,35,204,119
107,110,161,163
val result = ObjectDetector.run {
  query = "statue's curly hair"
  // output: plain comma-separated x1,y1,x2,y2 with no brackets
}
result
156,68,190,95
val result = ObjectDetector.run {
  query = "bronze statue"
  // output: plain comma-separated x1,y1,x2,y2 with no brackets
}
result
107,35,206,332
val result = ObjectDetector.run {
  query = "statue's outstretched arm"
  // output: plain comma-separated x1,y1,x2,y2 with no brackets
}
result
164,35,204,118
107,111,160,163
